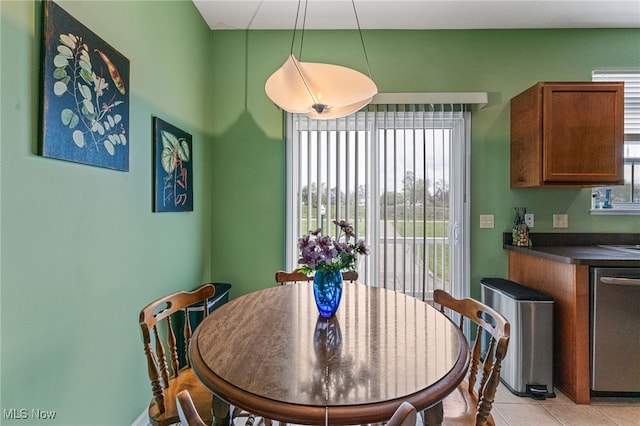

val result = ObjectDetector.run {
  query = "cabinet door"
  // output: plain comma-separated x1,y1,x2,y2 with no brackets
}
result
542,84,623,184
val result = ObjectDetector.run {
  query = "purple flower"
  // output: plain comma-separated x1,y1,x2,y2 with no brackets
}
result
322,246,337,260
334,241,353,255
297,220,369,274
344,226,355,238
316,235,332,249
298,234,311,250
356,239,369,255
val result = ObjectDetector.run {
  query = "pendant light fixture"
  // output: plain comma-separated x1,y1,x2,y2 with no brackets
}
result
265,0,377,120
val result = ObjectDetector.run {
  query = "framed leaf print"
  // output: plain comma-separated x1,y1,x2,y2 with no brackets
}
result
39,0,130,171
153,117,193,212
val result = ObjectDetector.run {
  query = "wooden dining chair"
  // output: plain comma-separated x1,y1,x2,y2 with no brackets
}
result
341,270,359,282
275,268,358,284
431,289,510,426
275,268,312,284
387,401,418,426
139,284,216,426
176,390,207,426
190,396,415,426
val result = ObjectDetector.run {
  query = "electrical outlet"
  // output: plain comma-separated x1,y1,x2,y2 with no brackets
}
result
479,214,494,229
553,214,569,228
524,213,534,228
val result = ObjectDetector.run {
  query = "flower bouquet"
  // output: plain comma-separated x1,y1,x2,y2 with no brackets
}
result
298,220,369,317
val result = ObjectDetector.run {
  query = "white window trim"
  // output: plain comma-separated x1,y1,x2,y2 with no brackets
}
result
590,204,640,215
591,69,640,215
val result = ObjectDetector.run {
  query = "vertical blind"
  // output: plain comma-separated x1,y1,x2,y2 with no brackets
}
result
592,69,640,138
287,104,470,300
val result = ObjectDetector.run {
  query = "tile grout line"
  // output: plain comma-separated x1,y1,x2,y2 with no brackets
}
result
537,403,568,426
594,407,618,426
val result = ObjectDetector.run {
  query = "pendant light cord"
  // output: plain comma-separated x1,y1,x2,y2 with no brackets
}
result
351,0,373,79
289,0,319,107
289,0,309,59
286,0,373,113
299,0,308,59
289,0,302,55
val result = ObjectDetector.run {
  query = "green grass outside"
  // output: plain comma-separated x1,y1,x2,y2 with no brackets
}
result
394,220,448,238
395,220,450,283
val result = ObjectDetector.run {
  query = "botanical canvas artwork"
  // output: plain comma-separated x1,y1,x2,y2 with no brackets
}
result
153,118,193,212
39,0,130,171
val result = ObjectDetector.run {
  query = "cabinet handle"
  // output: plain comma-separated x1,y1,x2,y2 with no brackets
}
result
600,277,640,287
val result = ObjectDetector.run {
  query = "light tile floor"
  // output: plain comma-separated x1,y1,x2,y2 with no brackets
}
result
492,386,640,426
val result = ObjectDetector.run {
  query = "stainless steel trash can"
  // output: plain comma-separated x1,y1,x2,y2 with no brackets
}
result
480,277,555,399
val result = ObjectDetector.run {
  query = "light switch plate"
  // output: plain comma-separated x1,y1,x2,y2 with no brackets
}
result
480,214,494,228
553,214,568,228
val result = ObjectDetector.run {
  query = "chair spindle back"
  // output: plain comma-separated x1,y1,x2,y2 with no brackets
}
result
139,284,215,415
433,289,510,426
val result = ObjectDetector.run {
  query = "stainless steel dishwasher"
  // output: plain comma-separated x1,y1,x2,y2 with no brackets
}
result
590,267,640,395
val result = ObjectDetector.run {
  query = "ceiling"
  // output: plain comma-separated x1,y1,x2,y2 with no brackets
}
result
193,0,640,30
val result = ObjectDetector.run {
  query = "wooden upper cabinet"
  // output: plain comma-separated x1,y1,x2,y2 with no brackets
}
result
510,82,624,188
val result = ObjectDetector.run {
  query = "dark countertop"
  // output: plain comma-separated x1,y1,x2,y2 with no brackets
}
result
503,233,640,267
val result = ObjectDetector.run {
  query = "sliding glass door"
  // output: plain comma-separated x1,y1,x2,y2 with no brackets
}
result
286,105,470,299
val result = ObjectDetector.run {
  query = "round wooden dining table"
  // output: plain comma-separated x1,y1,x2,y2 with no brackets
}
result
190,282,469,425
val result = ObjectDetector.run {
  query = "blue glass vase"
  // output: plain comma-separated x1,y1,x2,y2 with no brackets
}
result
313,269,343,318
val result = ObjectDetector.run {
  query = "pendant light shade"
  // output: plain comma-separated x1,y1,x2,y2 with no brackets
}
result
265,55,377,119
264,0,377,120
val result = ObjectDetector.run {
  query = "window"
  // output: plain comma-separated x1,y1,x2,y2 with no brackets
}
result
592,69,640,213
286,104,471,300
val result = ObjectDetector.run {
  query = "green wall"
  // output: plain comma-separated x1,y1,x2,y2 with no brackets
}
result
2,2,640,424
209,28,640,299
1,1,213,424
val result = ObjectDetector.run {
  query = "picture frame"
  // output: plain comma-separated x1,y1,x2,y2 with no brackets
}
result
153,117,193,212
39,0,130,171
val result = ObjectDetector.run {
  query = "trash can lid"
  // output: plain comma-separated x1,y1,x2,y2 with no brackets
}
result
480,277,553,301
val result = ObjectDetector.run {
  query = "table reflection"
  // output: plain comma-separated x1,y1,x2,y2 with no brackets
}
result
302,316,371,403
